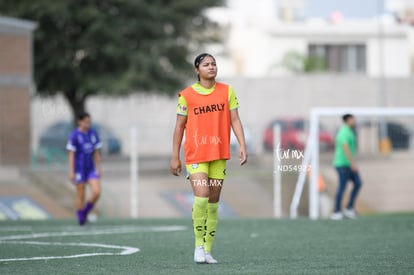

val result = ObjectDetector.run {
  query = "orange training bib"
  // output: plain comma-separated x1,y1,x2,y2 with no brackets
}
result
180,82,231,164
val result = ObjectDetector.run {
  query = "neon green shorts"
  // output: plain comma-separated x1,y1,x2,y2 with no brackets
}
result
186,159,227,180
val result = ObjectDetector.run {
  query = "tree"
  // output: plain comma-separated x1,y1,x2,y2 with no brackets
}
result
0,0,222,120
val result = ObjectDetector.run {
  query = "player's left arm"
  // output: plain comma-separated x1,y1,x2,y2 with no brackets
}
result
230,109,247,165
93,131,103,177
228,86,247,165
66,132,77,181
342,134,357,171
93,149,102,177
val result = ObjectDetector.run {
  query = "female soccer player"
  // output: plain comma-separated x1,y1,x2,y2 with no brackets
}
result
66,112,102,225
170,53,248,264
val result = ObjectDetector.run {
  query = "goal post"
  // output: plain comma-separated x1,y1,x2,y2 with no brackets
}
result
290,107,414,220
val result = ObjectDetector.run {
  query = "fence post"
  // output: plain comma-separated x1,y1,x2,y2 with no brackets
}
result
273,124,282,218
130,126,138,218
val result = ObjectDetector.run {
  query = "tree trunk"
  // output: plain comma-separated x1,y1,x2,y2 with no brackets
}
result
64,92,87,126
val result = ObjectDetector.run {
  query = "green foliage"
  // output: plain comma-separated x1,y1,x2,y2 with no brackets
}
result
0,0,223,115
281,50,327,73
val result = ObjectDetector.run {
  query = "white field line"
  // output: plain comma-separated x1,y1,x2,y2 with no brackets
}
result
0,241,139,262
4,240,140,255
0,225,187,241
0,225,186,262
0,226,32,231
0,225,187,233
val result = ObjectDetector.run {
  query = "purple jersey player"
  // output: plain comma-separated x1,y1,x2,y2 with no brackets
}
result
67,112,102,225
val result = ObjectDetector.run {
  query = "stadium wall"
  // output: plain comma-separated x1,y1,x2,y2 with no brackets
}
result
31,75,414,156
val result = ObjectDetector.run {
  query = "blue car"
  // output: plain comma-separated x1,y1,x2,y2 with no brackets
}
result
39,121,121,155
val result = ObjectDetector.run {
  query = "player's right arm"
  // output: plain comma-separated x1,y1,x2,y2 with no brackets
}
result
66,132,77,181
170,94,188,176
170,115,187,176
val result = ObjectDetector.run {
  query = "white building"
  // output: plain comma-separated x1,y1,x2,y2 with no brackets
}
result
387,0,414,21
206,1,413,78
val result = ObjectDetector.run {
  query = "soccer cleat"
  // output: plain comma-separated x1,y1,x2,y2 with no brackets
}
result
343,208,357,219
330,212,344,220
204,252,218,264
83,202,94,216
193,246,206,263
77,210,87,225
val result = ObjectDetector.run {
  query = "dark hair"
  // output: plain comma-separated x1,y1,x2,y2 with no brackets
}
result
194,53,215,68
77,111,90,121
342,113,354,122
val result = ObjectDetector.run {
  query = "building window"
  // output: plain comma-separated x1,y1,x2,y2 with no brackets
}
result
308,44,366,73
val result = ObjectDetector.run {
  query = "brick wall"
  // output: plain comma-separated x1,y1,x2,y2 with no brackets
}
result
0,35,30,75
0,33,32,166
0,86,30,165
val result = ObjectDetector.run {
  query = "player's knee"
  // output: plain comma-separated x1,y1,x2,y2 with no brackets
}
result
76,189,85,198
208,196,220,203
192,183,209,197
93,189,101,199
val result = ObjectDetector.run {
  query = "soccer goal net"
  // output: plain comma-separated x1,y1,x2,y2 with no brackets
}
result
290,107,414,220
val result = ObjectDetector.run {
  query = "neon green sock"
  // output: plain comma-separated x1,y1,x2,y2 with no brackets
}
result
192,196,208,247
204,202,219,253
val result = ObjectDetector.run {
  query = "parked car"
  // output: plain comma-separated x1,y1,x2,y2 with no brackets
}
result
39,121,121,155
263,118,334,152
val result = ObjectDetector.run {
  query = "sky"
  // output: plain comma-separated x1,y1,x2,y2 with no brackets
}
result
304,0,385,18
225,0,388,23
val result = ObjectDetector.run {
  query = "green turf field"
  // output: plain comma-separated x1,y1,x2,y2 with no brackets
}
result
1,214,413,275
